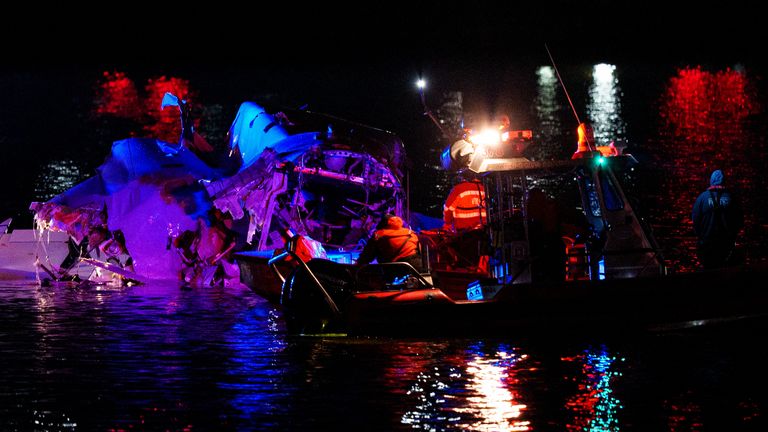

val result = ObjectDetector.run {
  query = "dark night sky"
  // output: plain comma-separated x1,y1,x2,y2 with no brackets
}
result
4,2,764,129
2,1,766,220
4,1,765,66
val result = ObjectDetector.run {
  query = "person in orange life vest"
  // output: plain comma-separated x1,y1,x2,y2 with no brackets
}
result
443,174,487,232
356,214,423,271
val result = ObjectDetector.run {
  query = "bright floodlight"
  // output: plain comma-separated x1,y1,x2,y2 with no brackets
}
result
468,128,502,147
416,78,426,89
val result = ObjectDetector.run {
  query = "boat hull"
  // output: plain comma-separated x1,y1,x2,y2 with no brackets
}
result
286,261,768,336
234,251,289,303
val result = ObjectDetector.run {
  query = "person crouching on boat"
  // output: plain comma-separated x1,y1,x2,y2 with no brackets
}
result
692,169,743,269
356,214,423,272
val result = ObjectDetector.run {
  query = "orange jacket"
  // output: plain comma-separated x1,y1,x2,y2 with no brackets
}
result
357,216,420,265
443,180,487,231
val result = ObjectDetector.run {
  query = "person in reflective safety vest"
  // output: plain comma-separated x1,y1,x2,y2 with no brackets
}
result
443,179,487,232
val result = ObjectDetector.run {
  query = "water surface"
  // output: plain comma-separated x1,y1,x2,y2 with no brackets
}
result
2,282,768,430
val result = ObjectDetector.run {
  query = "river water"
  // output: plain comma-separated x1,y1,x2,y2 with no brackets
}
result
3,62,768,430
2,281,768,431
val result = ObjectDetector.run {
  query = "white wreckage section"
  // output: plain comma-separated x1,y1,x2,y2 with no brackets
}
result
28,98,407,286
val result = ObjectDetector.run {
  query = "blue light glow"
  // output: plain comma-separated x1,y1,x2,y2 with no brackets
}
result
563,345,624,431
599,258,605,280
325,250,359,263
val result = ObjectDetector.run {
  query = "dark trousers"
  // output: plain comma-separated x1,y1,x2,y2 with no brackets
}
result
697,240,736,269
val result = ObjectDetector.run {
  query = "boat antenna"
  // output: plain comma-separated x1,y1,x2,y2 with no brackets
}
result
545,44,581,125
416,77,448,138
545,44,595,151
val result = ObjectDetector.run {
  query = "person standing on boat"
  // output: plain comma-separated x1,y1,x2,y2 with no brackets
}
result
440,171,490,272
356,214,423,272
442,172,487,233
692,169,743,269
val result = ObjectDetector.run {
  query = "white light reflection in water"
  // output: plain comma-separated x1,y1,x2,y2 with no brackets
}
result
535,66,564,159
34,159,86,202
587,64,626,146
401,348,530,431
457,351,530,431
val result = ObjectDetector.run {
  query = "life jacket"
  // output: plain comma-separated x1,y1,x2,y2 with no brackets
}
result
371,230,419,263
443,181,487,231
274,232,327,263
360,216,420,264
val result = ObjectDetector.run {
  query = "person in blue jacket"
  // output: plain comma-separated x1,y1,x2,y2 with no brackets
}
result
692,169,743,269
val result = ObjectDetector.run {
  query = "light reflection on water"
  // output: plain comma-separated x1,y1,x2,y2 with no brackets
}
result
534,66,566,160
532,63,767,273
2,282,768,430
563,347,622,432
401,344,531,431
33,159,88,202
588,63,626,147
4,63,768,431
28,63,767,276
649,65,766,271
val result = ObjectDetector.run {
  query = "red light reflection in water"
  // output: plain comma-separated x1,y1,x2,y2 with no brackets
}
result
660,66,756,143
652,66,763,272
143,76,195,143
93,72,196,144
664,398,703,432
94,71,141,119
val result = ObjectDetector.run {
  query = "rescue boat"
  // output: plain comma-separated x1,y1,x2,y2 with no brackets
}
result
240,124,768,336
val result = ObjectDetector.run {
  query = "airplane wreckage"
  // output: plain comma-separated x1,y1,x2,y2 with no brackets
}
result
27,95,409,286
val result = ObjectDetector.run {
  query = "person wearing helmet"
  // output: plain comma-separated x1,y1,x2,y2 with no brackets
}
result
692,169,743,269
356,214,423,272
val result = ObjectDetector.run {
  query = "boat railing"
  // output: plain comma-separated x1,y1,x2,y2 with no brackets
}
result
268,243,341,317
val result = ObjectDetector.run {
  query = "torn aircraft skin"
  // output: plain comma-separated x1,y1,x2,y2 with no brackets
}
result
29,96,407,286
